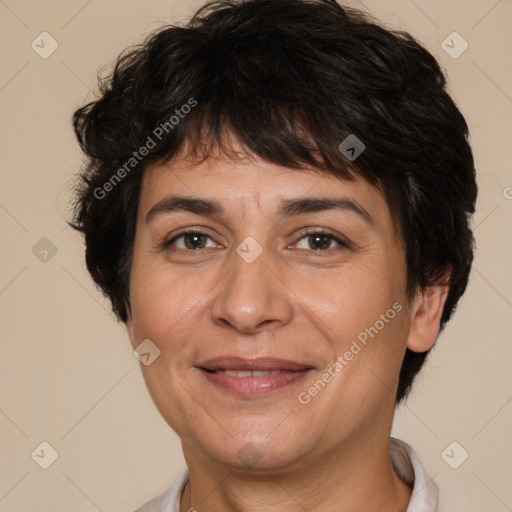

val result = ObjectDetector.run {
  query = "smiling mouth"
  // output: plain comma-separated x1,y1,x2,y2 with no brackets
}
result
197,357,313,395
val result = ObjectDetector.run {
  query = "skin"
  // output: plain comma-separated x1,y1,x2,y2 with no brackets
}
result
125,146,449,512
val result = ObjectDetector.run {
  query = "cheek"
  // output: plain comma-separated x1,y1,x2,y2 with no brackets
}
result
300,259,405,348
128,258,225,367
128,259,195,345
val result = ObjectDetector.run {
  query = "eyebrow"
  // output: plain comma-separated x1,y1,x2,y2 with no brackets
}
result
145,195,374,226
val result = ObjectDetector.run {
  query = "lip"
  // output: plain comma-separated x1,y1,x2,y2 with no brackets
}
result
197,356,313,372
196,357,314,396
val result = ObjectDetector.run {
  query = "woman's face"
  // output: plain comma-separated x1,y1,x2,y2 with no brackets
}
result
126,150,418,471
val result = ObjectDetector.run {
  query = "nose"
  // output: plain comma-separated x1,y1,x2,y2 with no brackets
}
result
210,244,294,334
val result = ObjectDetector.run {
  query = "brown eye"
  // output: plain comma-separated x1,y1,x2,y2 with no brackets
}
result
308,234,334,251
294,230,349,252
163,231,217,251
182,233,208,250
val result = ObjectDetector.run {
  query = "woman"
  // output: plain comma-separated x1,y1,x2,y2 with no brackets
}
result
70,1,477,510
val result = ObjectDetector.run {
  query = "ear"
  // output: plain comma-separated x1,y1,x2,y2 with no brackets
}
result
406,278,450,353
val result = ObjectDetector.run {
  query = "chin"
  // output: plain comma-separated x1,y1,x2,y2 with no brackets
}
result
198,426,313,472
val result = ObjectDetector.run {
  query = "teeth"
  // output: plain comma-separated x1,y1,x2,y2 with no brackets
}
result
220,370,282,377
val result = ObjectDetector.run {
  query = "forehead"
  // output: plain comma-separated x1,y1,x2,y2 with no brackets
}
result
142,155,376,206
137,153,400,244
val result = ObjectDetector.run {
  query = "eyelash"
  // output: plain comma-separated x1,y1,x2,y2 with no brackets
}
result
160,228,350,254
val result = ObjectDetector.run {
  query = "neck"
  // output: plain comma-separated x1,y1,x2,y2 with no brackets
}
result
179,435,412,512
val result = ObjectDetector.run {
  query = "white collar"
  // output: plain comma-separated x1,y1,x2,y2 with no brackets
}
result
134,437,438,512
390,437,439,511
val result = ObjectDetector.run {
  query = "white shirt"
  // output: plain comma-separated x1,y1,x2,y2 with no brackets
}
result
133,437,439,512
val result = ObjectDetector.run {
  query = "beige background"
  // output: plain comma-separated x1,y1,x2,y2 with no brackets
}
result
0,0,511,511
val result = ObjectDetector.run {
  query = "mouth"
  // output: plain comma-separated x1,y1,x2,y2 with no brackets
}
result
196,357,314,396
